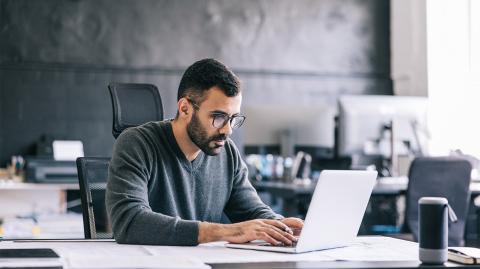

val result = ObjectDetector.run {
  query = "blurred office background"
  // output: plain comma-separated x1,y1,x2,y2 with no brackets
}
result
0,0,479,243
0,0,391,164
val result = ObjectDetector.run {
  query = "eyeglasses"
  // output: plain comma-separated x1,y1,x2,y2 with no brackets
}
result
211,112,246,129
187,98,246,129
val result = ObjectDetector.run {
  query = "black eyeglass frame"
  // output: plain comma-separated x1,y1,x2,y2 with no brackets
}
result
187,98,246,129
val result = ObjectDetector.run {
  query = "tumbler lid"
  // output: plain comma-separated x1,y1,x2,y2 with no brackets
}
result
419,197,448,205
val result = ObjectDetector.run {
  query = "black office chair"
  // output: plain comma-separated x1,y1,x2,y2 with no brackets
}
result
108,83,164,139
76,157,112,239
405,156,472,246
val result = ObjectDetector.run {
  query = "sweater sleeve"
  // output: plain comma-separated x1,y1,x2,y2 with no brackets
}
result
223,142,283,222
106,128,199,246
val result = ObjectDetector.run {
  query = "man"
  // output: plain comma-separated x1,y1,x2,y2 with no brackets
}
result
106,58,303,246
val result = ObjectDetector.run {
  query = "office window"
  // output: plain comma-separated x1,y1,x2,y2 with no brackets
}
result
471,0,480,82
427,0,480,158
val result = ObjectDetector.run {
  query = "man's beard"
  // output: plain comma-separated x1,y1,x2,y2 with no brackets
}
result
187,111,227,156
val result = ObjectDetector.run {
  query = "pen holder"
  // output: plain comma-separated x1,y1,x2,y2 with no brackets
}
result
418,197,457,264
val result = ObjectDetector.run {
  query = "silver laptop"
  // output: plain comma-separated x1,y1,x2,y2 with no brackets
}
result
226,170,377,253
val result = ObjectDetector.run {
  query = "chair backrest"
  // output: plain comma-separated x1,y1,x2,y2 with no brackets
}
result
76,157,112,239
108,83,163,139
405,156,472,246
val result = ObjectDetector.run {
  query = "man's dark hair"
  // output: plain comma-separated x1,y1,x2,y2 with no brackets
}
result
177,58,241,104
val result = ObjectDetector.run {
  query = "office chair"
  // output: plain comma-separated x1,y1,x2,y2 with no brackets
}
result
108,83,163,139
76,157,112,239
405,156,472,246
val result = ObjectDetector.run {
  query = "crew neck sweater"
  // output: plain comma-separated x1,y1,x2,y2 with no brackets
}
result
106,120,280,245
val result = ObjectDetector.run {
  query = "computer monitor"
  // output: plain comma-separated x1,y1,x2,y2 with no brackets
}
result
337,95,429,158
243,104,336,158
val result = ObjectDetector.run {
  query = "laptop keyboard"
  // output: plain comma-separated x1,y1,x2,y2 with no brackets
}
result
261,241,297,248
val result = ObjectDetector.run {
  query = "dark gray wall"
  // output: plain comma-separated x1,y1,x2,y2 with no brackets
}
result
0,0,391,165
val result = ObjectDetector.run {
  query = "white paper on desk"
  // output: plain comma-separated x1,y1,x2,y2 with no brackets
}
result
66,255,210,269
145,237,418,264
57,242,149,257
143,242,334,264
53,140,84,161
320,236,419,261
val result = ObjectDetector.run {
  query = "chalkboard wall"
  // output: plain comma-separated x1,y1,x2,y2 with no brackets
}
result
0,0,391,166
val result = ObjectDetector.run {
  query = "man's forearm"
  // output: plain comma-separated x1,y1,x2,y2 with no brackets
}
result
198,222,230,243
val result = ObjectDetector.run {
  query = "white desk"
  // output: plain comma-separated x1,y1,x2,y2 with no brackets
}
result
0,236,424,269
0,180,79,218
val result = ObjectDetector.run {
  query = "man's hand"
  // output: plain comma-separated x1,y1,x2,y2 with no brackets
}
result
198,219,299,246
279,217,304,235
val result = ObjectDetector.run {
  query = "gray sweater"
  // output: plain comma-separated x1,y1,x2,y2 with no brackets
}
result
106,120,280,246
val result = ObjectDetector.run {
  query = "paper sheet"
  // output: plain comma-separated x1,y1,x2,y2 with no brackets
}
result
320,236,419,261
66,255,210,269
144,241,334,264
52,242,150,257
1,242,209,269
144,236,418,264
53,140,84,161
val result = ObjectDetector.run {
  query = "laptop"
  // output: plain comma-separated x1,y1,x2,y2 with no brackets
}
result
226,170,377,253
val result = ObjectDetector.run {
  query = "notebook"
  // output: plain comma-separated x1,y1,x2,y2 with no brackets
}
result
0,248,62,268
0,248,59,259
448,247,480,264
226,170,378,253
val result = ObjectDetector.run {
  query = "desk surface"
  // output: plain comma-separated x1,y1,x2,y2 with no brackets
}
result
210,261,469,268
0,236,473,269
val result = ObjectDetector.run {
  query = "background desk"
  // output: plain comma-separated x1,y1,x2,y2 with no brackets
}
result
0,181,79,217
252,177,410,217
253,177,480,198
253,178,480,243
0,181,83,240
253,178,480,215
